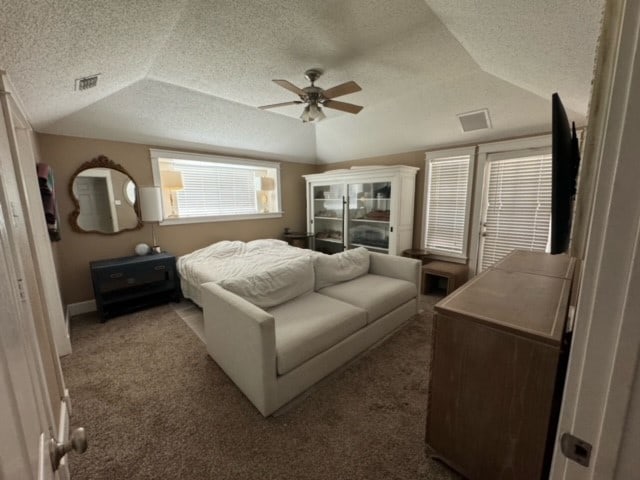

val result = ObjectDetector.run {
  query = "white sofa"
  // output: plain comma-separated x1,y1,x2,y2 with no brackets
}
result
201,249,421,416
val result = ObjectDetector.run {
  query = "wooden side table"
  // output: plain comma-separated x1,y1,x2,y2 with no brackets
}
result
283,232,314,249
422,261,469,295
402,249,430,264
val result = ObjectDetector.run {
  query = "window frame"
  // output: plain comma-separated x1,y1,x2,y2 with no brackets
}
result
421,146,476,262
149,148,282,225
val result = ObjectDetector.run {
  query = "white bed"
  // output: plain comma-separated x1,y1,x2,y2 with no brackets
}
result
177,239,316,306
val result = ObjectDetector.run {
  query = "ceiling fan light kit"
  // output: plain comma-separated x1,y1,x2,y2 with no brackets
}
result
301,103,326,123
259,68,363,123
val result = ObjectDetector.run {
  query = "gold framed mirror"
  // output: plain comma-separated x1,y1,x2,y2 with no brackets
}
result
69,155,143,234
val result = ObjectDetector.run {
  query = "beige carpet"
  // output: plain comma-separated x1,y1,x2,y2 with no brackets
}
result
171,299,205,343
62,296,461,480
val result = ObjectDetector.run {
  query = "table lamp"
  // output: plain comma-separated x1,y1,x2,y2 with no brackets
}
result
260,176,275,213
139,186,163,253
161,170,184,217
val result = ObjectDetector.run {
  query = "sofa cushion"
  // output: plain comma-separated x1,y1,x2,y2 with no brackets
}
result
267,292,367,375
318,273,417,324
218,255,314,308
314,247,370,290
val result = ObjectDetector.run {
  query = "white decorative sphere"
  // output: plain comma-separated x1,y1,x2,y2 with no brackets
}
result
134,243,151,256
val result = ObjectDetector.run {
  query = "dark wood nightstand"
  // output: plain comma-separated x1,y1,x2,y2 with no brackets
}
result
283,231,314,249
90,253,181,321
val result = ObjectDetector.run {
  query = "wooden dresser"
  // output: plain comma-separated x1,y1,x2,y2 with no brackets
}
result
90,253,181,320
426,250,575,480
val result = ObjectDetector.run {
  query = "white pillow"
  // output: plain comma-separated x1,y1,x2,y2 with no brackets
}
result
246,239,288,251
314,247,370,290
192,240,246,258
218,255,314,308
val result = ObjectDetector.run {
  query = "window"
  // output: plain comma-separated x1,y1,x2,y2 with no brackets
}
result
150,149,281,224
478,152,552,271
423,148,475,259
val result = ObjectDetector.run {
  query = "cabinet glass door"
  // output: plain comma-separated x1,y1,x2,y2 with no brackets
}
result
311,183,345,254
347,181,391,253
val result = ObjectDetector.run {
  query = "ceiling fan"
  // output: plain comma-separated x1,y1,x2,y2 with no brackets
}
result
258,69,363,123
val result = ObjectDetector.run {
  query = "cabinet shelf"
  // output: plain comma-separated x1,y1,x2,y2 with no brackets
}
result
350,243,389,252
350,218,390,224
315,237,343,244
314,216,342,220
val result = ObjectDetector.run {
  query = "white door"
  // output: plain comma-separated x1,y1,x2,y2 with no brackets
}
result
0,73,83,478
74,175,115,232
10,120,71,356
476,149,552,272
0,203,60,480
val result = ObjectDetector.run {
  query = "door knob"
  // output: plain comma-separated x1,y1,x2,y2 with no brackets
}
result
49,427,88,471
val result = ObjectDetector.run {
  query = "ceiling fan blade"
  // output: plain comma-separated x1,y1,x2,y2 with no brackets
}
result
272,79,306,96
258,101,303,110
322,81,362,99
322,99,363,114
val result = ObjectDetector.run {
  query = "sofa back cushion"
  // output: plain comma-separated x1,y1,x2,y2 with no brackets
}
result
219,255,314,308
314,247,370,290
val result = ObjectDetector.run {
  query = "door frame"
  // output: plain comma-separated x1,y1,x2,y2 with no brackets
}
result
551,0,640,477
74,172,119,232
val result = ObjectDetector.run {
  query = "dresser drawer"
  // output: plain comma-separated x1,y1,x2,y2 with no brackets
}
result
96,261,173,293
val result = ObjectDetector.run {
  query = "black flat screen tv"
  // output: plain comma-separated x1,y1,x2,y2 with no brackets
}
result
550,93,581,254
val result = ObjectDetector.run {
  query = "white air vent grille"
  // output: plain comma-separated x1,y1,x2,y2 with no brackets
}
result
74,74,100,91
457,109,492,132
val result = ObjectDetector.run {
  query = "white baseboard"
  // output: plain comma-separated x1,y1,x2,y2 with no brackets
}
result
66,299,96,318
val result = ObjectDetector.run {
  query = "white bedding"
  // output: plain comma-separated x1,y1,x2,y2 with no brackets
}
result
177,239,317,304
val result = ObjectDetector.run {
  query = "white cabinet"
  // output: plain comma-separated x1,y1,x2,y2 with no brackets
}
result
303,166,418,255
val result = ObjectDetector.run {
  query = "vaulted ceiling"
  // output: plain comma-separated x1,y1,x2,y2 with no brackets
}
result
0,0,604,163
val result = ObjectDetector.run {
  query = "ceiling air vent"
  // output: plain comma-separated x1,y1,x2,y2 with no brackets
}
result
457,108,492,132
74,74,100,91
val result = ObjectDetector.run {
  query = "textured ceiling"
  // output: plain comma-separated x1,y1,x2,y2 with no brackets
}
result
0,0,604,163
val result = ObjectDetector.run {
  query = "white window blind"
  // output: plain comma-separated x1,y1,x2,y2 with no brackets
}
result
479,154,552,271
424,155,471,257
170,160,258,217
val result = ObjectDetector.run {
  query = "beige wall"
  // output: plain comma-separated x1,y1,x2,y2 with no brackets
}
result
27,129,64,287
37,133,318,304
318,151,427,250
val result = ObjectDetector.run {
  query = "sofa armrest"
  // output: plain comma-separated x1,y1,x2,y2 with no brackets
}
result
201,282,277,415
369,252,421,290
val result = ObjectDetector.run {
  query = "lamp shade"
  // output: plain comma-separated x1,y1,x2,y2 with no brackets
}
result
139,186,163,222
309,103,325,121
161,170,184,190
300,105,311,122
260,176,275,191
